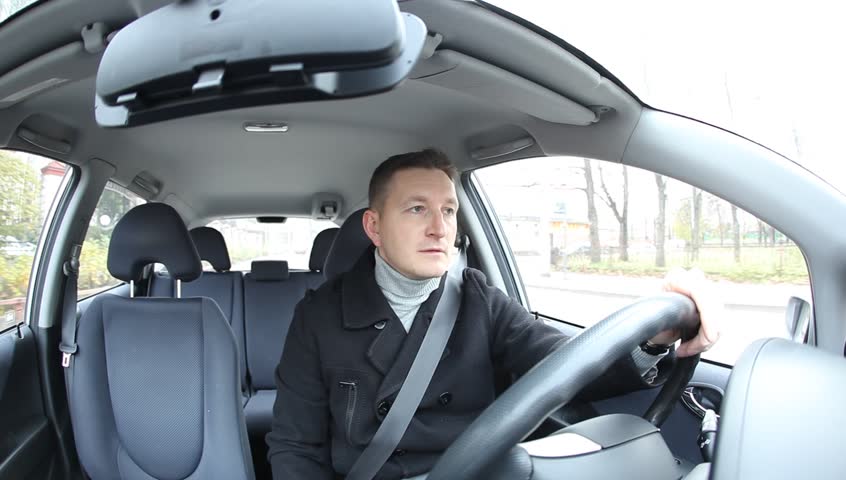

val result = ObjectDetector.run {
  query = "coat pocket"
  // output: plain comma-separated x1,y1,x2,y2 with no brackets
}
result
338,380,358,445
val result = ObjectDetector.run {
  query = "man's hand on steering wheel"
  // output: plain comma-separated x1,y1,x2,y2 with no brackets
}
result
650,267,722,358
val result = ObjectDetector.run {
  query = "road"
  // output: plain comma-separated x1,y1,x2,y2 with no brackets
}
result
523,272,811,365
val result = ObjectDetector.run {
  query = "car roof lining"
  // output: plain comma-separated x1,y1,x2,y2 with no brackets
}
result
0,0,641,223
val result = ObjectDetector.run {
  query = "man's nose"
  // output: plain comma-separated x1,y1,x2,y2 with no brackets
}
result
427,211,446,238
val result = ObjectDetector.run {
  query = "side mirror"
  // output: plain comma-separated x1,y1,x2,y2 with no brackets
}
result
95,0,427,127
784,296,812,343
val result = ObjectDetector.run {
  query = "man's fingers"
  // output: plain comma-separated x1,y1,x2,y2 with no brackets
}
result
676,330,718,357
661,267,722,357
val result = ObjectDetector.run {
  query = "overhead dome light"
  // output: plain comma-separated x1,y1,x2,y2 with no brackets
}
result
243,122,289,133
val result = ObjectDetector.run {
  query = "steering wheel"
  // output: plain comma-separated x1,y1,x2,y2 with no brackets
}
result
427,293,701,480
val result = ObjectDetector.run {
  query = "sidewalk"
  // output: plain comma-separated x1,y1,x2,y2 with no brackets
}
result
523,271,811,309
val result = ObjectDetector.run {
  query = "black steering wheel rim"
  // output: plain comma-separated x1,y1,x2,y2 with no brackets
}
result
427,293,701,480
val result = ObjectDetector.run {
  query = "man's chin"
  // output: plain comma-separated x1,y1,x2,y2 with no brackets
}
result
411,263,448,280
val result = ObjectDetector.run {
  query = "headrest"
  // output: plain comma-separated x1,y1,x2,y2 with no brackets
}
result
107,203,201,282
309,228,339,272
323,208,372,280
189,226,231,272
250,261,289,281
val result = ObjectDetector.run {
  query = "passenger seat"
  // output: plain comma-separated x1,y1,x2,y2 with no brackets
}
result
149,226,248,396
242,228,338,433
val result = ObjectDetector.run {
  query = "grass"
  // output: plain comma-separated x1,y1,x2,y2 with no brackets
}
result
563,245,808,284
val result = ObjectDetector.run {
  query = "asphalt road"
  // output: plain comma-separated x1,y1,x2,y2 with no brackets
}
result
524,272,811,364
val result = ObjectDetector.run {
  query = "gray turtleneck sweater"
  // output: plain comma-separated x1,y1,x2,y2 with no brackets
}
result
374,249,441,332
373,249,663,378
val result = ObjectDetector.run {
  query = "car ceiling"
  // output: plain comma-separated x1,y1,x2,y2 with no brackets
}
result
0,0,641,223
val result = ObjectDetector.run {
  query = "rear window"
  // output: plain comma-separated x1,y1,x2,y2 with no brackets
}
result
207,218,336,271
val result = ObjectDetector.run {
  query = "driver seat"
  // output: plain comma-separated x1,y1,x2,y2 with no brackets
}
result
68,203,255,480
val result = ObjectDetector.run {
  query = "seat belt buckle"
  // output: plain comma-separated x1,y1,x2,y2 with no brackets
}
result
60,343,78,368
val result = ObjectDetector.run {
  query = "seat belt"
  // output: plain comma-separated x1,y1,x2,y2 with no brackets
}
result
58,244,82,400
346,245,467,480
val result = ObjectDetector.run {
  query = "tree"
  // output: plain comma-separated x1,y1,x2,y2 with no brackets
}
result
731,204,741,262
691,187,702,261
757,219,766,246
575,159,602,263
598,164,629,261
655,174,667,267
0,151,41,243
85,185,140,243
707,195,727,246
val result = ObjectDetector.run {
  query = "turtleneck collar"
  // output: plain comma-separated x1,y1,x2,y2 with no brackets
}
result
374,249,441,332
374,249,440,297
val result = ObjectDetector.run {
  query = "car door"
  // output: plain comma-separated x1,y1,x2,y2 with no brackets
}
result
0,151,71,480
468,155,812,465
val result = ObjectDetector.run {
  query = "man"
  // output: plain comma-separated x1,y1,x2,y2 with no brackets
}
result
267,149,719,479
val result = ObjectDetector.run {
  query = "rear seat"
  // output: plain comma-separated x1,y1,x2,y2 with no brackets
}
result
242,227,338,435
149,226,248,395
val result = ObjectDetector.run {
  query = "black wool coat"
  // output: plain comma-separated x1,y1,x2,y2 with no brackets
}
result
267,248,652,479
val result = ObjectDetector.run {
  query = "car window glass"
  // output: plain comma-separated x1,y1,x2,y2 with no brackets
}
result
474,156,811,365
0,150,69,333
207,218,337,271
78,182,145,298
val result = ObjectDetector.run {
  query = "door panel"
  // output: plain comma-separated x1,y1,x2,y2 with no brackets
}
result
0,326,59,480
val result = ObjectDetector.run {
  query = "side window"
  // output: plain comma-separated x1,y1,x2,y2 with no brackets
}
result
0,151,69,333
474,157,811,365
208,218,337,271
78,182,145,298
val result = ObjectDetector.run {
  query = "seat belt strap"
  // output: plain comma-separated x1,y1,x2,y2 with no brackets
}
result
346,246,467,480
59,245,82,399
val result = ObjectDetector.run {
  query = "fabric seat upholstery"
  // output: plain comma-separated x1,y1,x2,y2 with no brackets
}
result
69,202,254,480
242,228,338,435
149,226,248,394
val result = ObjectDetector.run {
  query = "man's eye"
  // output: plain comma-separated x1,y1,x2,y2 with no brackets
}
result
444,207,456,216
410,206,425,214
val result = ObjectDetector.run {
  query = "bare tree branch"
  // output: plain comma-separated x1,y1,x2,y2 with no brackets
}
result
597,164,623,223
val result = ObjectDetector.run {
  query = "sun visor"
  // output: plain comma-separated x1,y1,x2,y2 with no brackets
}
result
418,50,597,126
95,0,427,128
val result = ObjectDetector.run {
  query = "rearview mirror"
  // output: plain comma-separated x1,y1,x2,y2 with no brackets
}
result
95,0,427,127
784,296,812,343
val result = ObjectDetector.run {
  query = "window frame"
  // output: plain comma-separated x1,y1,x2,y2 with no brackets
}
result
76,181,146,301
469,156,815,365
462,171,529,308
3,153,76,334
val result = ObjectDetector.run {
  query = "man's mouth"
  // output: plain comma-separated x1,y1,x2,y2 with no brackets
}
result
420,248,445,254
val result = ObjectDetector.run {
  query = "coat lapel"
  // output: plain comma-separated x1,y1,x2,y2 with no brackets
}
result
340,247,455,399
374,280,448,403
341,248,406,376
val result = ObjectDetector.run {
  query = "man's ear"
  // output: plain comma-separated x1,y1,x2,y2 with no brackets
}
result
362,209,382,247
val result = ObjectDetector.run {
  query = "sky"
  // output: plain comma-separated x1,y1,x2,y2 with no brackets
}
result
489,0,846,194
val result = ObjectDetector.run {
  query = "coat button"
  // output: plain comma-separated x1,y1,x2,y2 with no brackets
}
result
394,449,406,457
377,400,391,416
374,320,387,330
439,392,452,406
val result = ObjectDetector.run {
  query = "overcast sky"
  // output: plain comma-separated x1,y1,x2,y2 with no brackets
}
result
490,0,845,194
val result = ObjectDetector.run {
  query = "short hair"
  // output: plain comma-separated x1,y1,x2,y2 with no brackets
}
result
368,148,458,210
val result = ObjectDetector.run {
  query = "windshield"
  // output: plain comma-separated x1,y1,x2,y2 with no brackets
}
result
486,0,846,194
0,0,38,24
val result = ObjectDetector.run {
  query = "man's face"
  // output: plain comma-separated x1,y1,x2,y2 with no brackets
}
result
363,168,458,279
